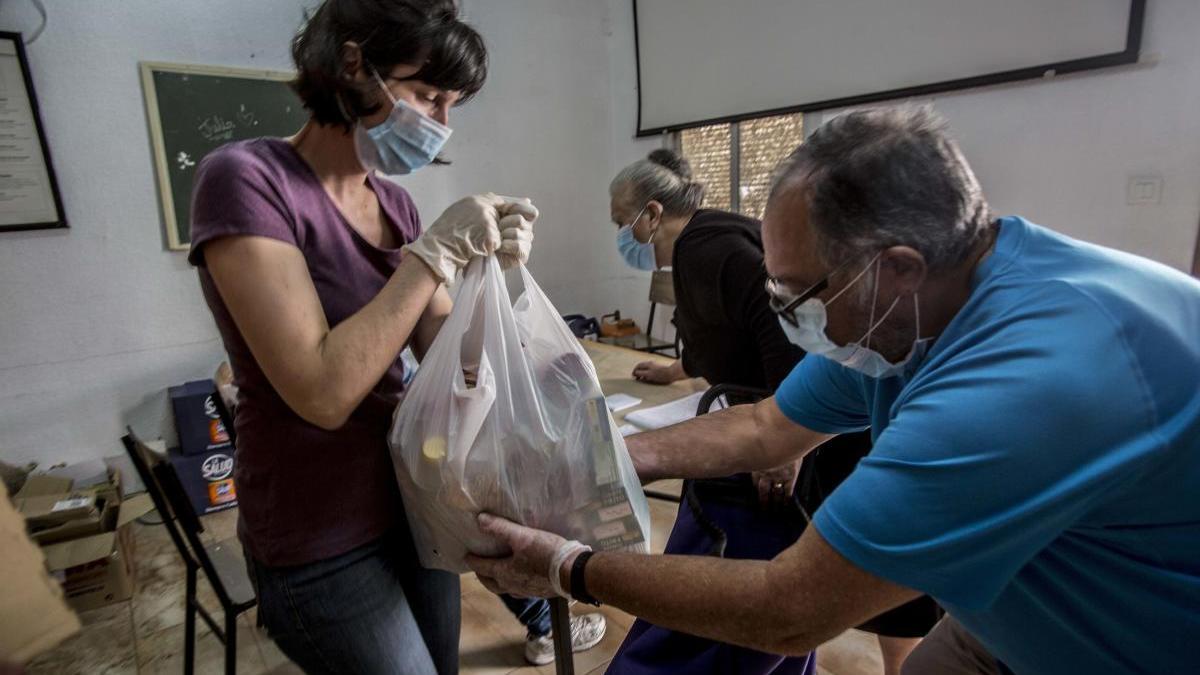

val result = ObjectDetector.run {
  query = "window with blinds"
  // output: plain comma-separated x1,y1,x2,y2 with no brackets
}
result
678,112,803,220
679,123,732,211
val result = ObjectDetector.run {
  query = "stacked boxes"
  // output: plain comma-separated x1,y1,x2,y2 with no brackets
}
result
13,470,153,612
168,379,238,515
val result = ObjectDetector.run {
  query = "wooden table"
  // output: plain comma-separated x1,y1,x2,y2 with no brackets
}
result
581,339,709,414
546,341,707,675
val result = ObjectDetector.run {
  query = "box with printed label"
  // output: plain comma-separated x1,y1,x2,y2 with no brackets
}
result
20,467,155,613
41,494,152,613
169,379,232,456
167,446,238,516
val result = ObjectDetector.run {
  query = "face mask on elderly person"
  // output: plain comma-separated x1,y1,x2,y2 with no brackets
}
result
616,205,658,271
771,253,929,378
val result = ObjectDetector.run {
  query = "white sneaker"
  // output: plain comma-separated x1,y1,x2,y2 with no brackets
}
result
524,613,608,666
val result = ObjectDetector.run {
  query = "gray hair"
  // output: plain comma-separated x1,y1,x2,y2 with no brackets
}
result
771,107,991,272
610,149,705,217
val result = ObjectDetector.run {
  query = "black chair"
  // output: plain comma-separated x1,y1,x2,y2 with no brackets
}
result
122,428,256,675
642,383,772,504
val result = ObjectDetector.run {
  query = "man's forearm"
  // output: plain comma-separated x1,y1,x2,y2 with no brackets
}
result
629,398,830,482
584,552,811,653
563,530,919,657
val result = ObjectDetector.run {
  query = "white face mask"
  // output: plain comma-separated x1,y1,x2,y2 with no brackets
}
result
778,255,928,379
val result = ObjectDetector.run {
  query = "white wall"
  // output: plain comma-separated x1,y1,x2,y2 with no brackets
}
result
5,0,1196,466
0,0,646,466
0,0,315,466
396,0,668,341
397,0,640,317
802,0,1200,273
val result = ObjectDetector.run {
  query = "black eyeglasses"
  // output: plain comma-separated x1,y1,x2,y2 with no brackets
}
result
765,277,828,326
765,258,858,327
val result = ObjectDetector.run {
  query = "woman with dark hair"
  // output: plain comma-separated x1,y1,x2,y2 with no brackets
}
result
606,150,940,675
187,2,534,672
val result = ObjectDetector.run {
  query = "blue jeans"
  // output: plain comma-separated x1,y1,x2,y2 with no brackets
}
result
501,594,551,638
245,527,460,675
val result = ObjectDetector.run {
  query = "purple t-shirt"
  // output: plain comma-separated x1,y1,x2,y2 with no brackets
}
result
188,138,421,566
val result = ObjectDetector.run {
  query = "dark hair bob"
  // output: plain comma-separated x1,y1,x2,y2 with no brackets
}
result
291,0,487,130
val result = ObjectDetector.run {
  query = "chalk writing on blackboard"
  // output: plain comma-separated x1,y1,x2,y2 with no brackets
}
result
175,151,195,171
198,115,236,142
237,103,259,128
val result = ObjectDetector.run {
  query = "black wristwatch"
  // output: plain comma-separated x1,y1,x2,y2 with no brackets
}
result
569,550,601,606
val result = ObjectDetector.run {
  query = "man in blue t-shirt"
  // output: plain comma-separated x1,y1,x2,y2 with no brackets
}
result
466,108,1200,674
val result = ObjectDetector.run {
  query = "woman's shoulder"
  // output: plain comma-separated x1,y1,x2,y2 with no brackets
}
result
197,137,295,182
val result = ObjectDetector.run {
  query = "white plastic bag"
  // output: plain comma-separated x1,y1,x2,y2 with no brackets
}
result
390,257,651,572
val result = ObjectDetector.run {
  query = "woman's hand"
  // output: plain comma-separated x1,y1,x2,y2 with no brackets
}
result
404,193,539,282
633,359,687,385
496,197,538,269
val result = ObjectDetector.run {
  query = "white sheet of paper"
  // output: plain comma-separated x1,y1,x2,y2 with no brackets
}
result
618,423,642,437
605,393,643,412
623,390,709,430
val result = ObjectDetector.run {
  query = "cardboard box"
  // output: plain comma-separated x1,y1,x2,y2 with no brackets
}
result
13,467,154,613
41,494,152,613
14,474,74,498
17,492,99,530
0,481,81,663
167,446,237,515
169,379,232,456
16,469,127,546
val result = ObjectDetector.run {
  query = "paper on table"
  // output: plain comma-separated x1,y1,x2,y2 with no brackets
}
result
605,393,642,413
623,390,709,430
618,424,642,437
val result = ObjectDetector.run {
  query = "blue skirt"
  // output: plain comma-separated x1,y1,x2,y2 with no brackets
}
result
607,476,817,675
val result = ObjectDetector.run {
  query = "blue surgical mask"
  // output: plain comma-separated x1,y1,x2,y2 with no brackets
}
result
616,205,657,271
354,68,452,175
778,255,928,378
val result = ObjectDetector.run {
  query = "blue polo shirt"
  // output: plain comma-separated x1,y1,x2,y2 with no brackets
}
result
775,217,1200,674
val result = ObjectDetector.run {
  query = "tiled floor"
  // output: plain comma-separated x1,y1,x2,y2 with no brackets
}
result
27,495,882,675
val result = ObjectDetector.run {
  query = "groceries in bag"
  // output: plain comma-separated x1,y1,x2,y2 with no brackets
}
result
389,257,650,572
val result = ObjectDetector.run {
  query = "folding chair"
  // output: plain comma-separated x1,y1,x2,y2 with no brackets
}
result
599,270,681,357
122,428,256,675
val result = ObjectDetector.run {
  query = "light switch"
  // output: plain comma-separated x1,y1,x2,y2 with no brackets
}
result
1127,175,1163,205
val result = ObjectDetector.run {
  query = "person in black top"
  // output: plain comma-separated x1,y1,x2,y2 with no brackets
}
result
607,149,940,675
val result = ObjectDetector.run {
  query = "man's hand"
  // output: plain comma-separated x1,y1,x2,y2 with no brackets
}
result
754,459,804,509
464,513,568,599
633,359,686,385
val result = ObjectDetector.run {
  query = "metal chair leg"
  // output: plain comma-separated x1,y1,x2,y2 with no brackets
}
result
225,610,238,675
550,597,574,675
184,564,197,675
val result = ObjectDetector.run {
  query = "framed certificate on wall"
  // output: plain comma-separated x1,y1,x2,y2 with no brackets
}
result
0,31,66,233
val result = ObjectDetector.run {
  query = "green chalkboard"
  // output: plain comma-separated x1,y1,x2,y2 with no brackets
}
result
141,62,309,250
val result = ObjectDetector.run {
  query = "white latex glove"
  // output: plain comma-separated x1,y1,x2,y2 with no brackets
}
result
465,513,570,599
496,196,538,270
403,193,508,283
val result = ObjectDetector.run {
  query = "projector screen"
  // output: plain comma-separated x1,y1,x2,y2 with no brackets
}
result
634,0,1143,136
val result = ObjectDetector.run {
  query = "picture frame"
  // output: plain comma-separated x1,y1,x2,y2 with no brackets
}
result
0,31,68,233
